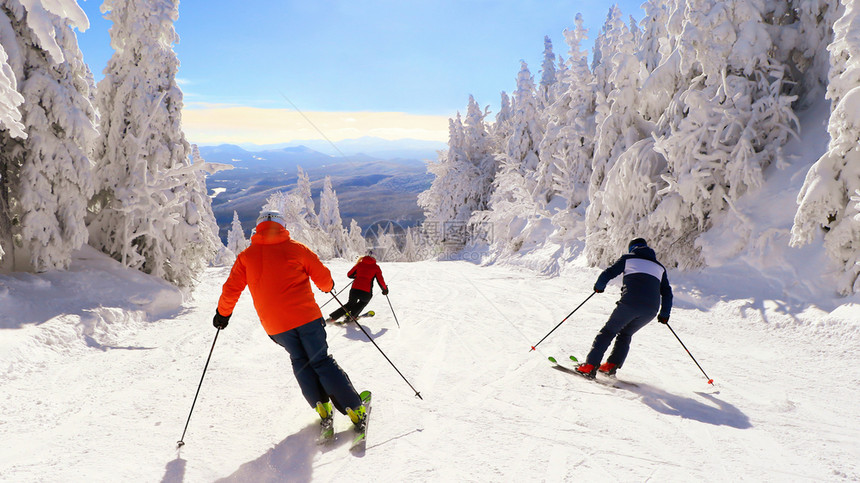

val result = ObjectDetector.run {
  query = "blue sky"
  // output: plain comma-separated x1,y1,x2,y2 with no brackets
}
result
76,0,643,144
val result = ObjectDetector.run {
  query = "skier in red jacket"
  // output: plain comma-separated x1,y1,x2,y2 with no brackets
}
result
327,250,389,323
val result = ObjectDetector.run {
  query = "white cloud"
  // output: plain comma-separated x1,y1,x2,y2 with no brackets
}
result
181,106,449,144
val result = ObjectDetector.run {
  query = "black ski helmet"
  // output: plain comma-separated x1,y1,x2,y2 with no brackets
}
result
628,238,647,252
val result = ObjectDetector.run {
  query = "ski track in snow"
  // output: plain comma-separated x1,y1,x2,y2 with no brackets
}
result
1,257,859,482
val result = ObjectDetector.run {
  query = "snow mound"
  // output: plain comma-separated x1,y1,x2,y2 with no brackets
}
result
0,246,183,373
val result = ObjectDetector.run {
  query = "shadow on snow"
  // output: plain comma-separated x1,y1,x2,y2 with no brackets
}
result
160,458,186,483
338,321,389,342
623,382,751,429
214,424,320,482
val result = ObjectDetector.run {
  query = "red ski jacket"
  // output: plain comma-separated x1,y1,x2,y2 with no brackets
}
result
217,221,334,335
348,256,387,293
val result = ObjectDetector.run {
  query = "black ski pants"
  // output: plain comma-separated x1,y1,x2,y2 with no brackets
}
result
585,301,656,368
329,288,373,321
269,318,362,413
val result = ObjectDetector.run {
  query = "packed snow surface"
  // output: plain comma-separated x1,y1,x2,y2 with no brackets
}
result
1,247,858,482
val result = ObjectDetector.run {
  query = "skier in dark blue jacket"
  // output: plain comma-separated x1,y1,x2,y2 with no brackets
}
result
576,238,673,379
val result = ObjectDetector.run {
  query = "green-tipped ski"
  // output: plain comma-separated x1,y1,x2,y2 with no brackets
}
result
350,390,372,452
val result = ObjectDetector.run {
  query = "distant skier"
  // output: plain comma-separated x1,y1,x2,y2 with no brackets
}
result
327,250,388,324
213,210,367,432
576,238,673,379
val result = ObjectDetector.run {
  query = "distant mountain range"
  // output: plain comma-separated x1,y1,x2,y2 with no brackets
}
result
200,136,446,163
199,139,442,242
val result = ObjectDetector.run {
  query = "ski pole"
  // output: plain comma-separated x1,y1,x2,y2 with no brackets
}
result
331,292,422,399
384,293,401,328
665,323,714,385
177,328,221,448
529,292,596,351
319,280,353,309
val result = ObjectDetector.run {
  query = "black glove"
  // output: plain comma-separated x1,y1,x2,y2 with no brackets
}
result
382,288,389,296
593,286,604,293
657,315,669,324
213,310,231,329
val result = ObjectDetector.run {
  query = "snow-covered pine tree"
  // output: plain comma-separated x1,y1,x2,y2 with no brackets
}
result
554,50,568,102
476,62,547,254
504,61,543,196
461,97,498,219
489,91,513,155
636,0,671,74
418,114,467,240
532,37,559,209
637,0,688,123
629,14,642,51
319,175,347,257
344,218,367,261
647,0,799,268
590,6,623,110
539,13,595,216
295,166,319,227
585,5,654,265
419,101,496,248
88,0,209,285
0,0,97,273
536,36,561,206
400,226,427,262
792,0,860,294
589,138,668,258
226,210,248,256
371,223,402,262
587,4,641,200
189,145,221,249
214,210,241,265
157,144,222,286
582,1,679,263
0,42,24,140
767,0,844,108
538,35,558,108
0,35,25,263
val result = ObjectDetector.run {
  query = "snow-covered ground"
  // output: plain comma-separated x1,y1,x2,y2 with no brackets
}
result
2,94,858,482
1,246,858,482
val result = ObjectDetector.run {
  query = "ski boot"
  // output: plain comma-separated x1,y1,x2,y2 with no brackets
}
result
316,401,334,441
346,404,367,428
575,363,597,379
598,362,617,376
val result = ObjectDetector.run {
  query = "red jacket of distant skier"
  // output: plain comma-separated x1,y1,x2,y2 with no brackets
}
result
348,256,387,293
217,221,334,335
